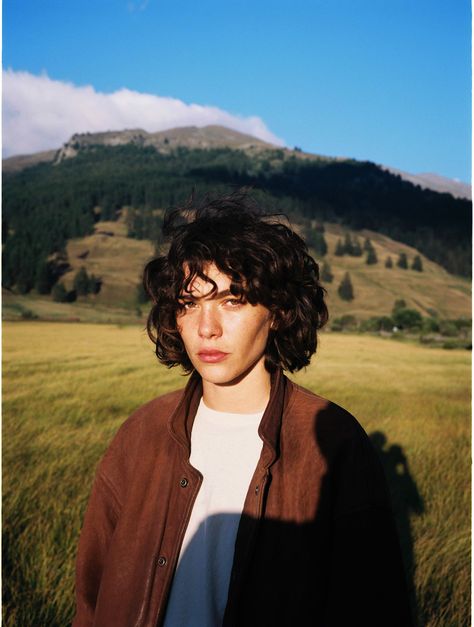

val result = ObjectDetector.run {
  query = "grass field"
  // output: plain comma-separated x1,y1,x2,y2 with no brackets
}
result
2,322,471,626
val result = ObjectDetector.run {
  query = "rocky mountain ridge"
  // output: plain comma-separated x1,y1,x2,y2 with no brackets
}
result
3,125,470,199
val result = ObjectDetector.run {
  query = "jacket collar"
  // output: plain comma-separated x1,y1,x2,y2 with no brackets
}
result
168,368,290,469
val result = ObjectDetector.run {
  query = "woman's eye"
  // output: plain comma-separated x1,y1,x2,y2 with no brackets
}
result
224,298,243,307
182,301,197,309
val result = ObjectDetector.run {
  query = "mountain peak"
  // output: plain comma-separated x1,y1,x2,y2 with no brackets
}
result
53,125,277,163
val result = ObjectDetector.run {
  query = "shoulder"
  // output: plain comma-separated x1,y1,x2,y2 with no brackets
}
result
286,380,364,437
285,379,371,460
285,380,389,511
99,386,185,465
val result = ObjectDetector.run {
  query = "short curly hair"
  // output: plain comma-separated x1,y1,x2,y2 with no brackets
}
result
144,190,328,373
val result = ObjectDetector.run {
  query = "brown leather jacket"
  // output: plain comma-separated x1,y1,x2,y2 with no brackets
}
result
73,369,413,627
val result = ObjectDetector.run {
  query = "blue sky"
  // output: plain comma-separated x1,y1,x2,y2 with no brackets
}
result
3,0,471,182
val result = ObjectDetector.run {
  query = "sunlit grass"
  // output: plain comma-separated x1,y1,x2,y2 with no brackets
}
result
3,322,471,626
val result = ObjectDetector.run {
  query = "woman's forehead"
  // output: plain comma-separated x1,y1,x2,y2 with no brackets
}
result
181,262,232,297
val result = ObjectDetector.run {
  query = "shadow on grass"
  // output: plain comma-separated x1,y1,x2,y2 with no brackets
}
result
370,431,424,625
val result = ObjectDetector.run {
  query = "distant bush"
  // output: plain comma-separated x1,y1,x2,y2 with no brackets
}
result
20,308,38,320
421,317,440,333
392,308,423,329
331,314,358,332
392,299,407,313
52,283,69,303
439,321,459,337
360,316,394,332
385,256,393,268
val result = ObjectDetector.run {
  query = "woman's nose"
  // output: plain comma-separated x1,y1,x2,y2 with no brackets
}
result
198,306,222,339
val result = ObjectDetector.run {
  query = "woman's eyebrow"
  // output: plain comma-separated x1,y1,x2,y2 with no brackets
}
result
178,289,234,300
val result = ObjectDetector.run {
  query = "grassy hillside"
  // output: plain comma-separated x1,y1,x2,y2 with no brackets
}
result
2,322,470,626
321,224,471,319
62,216,154,306
3,216,470,323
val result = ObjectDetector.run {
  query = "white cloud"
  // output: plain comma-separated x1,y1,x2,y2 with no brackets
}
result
2,69,284,157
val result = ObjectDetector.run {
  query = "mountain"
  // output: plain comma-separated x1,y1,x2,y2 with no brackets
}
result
3,125,470,200
383,166,471,200
2,126,471,304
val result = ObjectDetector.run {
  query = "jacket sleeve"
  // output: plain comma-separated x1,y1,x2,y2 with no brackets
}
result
324,428,414,627
72,461,122,626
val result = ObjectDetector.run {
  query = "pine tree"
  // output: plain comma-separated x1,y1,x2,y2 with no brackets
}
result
52,283,68,302
314,231,328,257
385,256,393,268
74,267,91,296
363,237,372,252
366,247,378,265
412,255,423,272
335,239,345,256
88,274,102,294
306,230,327,257
338,272,354,301
137,282,149,304
343,233,353,255
397,253,408,269
35,261,53,295
351,237,363,257
321,261,333,283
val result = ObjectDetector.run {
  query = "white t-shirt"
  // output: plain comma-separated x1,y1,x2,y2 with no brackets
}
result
163,399,264,627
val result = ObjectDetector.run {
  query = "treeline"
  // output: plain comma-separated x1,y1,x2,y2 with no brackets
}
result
331,300,471,350
2,144,471,294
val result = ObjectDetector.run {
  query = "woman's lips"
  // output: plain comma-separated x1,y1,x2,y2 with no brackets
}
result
197,350,229,363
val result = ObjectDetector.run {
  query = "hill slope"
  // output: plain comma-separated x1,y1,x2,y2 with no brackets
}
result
2,127,471,308
3,214,470,323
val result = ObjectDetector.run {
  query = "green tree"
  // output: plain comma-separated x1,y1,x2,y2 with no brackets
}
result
74,267,91,296
52,283,68,303
392,308,423,329
321,261,333,283
363,237,373,252
334,239,345,256
351,237,363,257
412,255,423,272
338,272,354,301
343,233,353,255
88,274,102,295
397,253,408,269
137,282,149,304
306,229,327,257
366,247,378,265
392,299,407,314
385,256,393,268
35,261,53,295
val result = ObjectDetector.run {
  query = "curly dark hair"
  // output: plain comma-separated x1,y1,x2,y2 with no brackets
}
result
144,190,328,373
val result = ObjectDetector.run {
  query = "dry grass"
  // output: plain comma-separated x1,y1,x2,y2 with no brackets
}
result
3,220,470,321
2,322,471,626
322,225,471,319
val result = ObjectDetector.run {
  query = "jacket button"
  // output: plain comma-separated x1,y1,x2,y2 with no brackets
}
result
180,478,189,488
255,485,259,495
157,556,167,567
